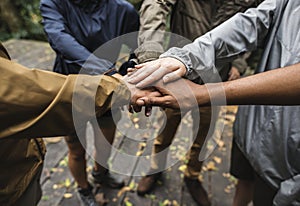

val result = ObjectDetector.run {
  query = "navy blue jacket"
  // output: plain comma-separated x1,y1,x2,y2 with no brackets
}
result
40,0,139,75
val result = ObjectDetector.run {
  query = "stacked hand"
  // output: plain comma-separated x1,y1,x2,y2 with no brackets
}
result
115,57,205,115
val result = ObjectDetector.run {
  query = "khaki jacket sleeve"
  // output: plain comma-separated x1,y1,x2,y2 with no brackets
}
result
135,0,177,63
0,57,130,139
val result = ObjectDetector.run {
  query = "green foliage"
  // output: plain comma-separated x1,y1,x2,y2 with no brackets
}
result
15,1,46,40
0,0,46,41
127,0,143,10
0,0,141,41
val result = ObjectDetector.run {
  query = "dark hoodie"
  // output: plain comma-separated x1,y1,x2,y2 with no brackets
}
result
40,0,139,74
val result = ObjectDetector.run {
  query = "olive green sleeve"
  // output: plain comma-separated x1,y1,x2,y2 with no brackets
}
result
0,57,130,139
135,0,176,63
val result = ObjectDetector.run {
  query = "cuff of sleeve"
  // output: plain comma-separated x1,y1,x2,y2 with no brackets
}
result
135,42,164,63
95,76,130,116
159,48,199,80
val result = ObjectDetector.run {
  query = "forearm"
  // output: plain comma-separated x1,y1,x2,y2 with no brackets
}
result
40,1,112,74
136,0,176,63
0,57,129,139
161,0,276,81
198,64,300,106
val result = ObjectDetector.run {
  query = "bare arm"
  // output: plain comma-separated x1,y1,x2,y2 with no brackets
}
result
142,63,300,109
217,64,300,105
130,0,278,87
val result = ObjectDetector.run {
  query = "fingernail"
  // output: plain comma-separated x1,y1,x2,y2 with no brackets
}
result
163,76,169,83
137,99,145,105
136,83,142,88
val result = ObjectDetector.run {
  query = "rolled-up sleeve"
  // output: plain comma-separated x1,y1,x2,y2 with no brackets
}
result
135,0,177,63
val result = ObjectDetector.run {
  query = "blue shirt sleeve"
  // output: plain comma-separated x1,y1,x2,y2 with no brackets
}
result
40,0,113,75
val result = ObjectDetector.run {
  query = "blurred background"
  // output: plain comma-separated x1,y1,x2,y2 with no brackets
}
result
0,0,143,41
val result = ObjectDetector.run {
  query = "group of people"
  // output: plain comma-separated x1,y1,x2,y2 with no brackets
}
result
0,0,300,206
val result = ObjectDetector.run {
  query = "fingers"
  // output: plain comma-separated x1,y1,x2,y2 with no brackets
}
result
127,63,159,84
163,67,186,83
135,66,170,88
128,90,161,116
127,67,137,76
228,72,240,81
144,105,152,117
141,96,174,108
128,99,152,117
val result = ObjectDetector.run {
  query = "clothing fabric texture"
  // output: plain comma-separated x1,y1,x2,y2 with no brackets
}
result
136,0,215,179
136,0,260,179
161,0,300,205
0,43,130,205
40,0,139,75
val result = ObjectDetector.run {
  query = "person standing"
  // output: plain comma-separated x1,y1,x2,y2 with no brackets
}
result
129,0,300,205
0,42,141,206
134,0,260,205
40,0,139,205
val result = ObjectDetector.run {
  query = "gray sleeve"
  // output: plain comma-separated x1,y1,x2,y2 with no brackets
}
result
273,175,300,206
160,0,278,81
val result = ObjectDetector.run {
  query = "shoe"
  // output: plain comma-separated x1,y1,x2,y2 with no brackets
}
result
137,172,162,196
77,184,98,206
184,177,211,206
91,170,124,189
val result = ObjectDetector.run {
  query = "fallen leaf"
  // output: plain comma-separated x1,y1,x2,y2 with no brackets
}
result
178,165,187,173
162,199,171,205
117,186,132,197
129,180,136,190
63,193,73,199
206,161,218,171
132,117,139,123
124,197,133,206
136,150,143,156
213,156,222,164
51,167,64,173
41,195,50,201
64,178,71,188
172,200,180,206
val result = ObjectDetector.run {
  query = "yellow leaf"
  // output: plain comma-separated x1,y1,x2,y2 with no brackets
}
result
163,199,171,205
136,150,143,156
132,117,139,123
213,156,222,164
206,161,217,171
64,178,71,188
129,180,136,190
63,193,73,199
216,140,225,148
178,165,187,173
172,200,180,206
117,187,132,197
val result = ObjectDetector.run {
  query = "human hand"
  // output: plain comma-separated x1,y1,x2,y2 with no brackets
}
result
134,78,202,110
228,66,240,81
127,57,187,88
121,75,162,116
